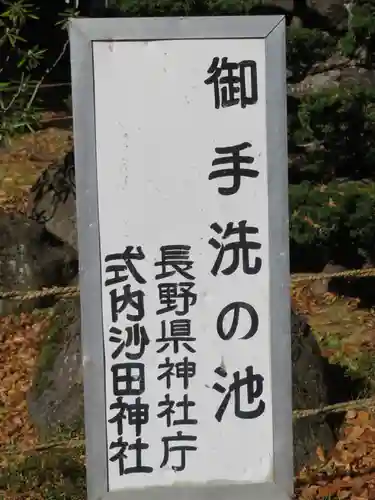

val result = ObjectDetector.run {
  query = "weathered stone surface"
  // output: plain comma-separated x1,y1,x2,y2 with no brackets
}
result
287,56,375,97
27,149,77,251
301,69,341,91
0,208,78,315
28,305,337,472
296,66,375,95
27,293,83,435
309,0,349,28
259,0,294,12
291,310,336,472
288,54,352,95
338,67,375,88
310,262,348,297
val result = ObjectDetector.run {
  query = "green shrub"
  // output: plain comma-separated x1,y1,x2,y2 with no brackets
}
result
340,0,375,65
289,181,375,269
0,1,78,143
204,0,260,15
287,27,336,81
114,0,263,15
114,0,197,16
288,86,375,183
0,0,45,143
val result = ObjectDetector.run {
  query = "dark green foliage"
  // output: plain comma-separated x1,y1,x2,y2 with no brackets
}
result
340,0,375,64
113,0,274,17
2,0,375,272
288,86,375,183
0,0,44,142
289,182,375,270
287,27,336,81
204,0,260,15
114,0,200,16
0,1,77,143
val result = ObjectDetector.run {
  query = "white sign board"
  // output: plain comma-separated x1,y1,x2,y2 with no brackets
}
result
69,15,292,500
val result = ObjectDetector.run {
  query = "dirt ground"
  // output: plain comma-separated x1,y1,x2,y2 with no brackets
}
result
1,119,375,499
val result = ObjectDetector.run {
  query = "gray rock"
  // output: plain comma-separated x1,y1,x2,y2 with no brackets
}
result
0,209,78,315
257,0,348,29
310,262,347,297
261,0,294,12
309,0,349,28
301,70,341,92
338,67,375,89
28,305,337,473
288,54,374,96
289,54,348,95
27,294,83,435
291,310,335,472
27,150,77,251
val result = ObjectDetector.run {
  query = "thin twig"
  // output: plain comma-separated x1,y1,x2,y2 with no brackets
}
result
0,82,71,93
1,438,85,456
26,39,69,111
40,115,72,124
295,465,375,488
3,73,26,113
307,58,353,77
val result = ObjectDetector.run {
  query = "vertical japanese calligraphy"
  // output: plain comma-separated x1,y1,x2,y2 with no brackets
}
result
92,33,283,490
204,57,258,109
205,54,265,423
104,248,153,476
209,142,258,196
155,245,198,472
104,244,201,479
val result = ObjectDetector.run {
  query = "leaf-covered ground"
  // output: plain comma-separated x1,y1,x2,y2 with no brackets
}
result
292,287,375,499
1,124,375,499
0,117,71,213
0,312,50,453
